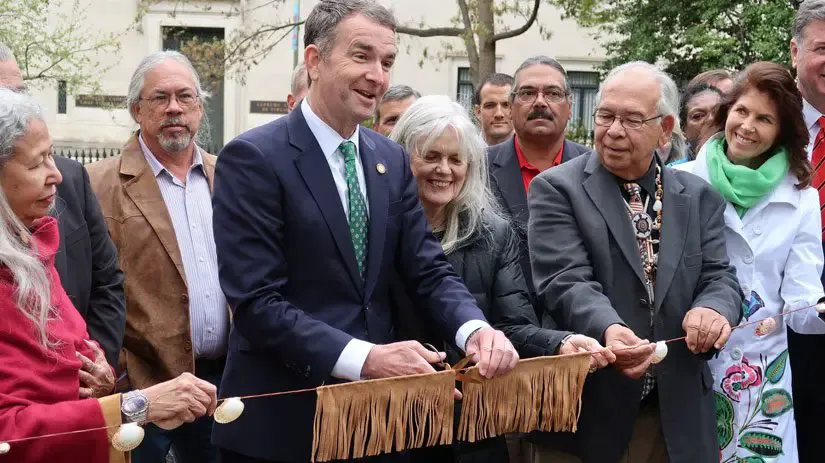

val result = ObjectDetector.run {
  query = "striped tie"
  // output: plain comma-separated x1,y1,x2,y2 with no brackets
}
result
812,116,825,240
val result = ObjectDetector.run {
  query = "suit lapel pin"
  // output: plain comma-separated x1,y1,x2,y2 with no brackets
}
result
376,163,387,174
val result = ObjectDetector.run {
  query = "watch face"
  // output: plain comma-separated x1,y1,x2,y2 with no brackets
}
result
124,395,147,414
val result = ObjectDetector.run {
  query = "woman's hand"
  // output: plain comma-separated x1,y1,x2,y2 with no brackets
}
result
78,340,115,398
559,334,617,373
141,372,218,425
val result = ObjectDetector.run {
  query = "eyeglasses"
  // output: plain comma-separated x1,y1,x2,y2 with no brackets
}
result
512,86,568,105
593,111,663,130
139,92,200,110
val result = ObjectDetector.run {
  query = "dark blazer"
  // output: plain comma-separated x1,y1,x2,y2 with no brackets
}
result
527,152,742,463
211,105,486,462
54,155,125,368
488,138,590,303
394,212,571,362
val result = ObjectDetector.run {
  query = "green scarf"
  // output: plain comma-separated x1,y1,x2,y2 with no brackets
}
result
705,136,789,217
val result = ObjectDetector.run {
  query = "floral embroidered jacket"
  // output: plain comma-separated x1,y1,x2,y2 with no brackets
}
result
677,147,825,462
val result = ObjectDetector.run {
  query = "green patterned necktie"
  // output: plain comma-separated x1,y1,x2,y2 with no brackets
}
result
339,140,369,278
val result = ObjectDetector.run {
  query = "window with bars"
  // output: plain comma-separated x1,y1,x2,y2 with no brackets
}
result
57,80,67,114
567,71,599,135
456,67,474,109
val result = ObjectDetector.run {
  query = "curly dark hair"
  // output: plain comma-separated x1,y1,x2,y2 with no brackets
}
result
712,61,812,189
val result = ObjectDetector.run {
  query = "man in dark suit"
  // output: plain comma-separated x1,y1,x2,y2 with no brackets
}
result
211,2,519,462
488,56,591,315
788,4,825,460
527,62,742,463
0,43,125,369
54,155,125,369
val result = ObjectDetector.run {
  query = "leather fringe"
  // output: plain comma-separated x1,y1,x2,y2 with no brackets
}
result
457,353,591,442
311,370,455,462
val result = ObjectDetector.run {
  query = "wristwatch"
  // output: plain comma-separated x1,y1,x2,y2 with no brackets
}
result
121,390,149,424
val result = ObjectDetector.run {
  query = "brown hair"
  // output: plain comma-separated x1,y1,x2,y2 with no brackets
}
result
712,61,812,189
688,69,733,92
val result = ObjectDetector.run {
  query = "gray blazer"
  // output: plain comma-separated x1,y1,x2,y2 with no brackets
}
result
527,152,742,463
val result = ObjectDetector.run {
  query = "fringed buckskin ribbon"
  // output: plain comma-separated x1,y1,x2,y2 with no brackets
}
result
457,352,591,443
310,352,591,461
311,370,456,462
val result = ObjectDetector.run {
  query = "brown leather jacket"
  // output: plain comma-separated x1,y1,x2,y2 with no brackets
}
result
85,134,217,389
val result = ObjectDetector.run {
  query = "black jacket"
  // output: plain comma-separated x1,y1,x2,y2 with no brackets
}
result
393,212,572,362
395,212,572,463
487,137,591,304
55,155,125,367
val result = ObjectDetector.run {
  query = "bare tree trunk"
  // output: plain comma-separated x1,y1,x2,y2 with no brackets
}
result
475,0,496,87
397,0,541,88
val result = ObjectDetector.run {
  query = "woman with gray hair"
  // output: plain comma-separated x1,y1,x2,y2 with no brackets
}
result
0,88,217,463
389,95,614,463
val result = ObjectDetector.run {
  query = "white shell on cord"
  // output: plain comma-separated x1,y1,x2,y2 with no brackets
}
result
111,422,145,452
651,341,668,364
755,317,777,337
214,397,245,424
0,442,10,454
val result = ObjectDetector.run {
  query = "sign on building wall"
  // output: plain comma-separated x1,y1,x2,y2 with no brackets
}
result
75,95,128,108
250,100,288,114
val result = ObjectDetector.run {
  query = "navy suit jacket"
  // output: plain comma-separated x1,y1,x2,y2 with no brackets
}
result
211,105,486,462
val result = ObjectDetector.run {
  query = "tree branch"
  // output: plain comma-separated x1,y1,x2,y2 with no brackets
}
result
457,0,479,69
396,25,465,37
492,0,540,41
225,21,303,62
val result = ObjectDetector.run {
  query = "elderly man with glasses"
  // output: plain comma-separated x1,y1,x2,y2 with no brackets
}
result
86,51,227,463
525,61,742,463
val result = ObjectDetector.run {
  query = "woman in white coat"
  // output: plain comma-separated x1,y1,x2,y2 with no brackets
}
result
676,61,825,463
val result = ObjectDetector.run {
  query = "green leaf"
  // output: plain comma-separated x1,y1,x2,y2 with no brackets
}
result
765,350,789,384
715,391,734,449
738,432,783,457
760,389,793,418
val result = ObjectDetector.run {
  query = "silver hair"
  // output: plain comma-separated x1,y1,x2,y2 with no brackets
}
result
513,55,570,93
0,88,56,348
795,0,825,44
375,84,421,122
126,51,211,150
291,62,307,95
0,42,14,62
389,95,502,254
597,61,686,158
304,0,396,59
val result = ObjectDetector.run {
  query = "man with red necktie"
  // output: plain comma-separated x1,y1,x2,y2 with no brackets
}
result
788,2,825,461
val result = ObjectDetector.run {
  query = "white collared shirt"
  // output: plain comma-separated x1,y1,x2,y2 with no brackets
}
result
803,98,823,158
137,135,229,358
299,99,488,381
300,98,370,217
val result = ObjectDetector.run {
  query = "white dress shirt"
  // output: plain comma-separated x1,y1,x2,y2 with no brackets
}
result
300,99,488,381
138,135,229,358
803,98,823,158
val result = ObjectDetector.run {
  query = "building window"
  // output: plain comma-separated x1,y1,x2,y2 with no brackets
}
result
456,67,474,109
57,80,67,114
567,71,599,136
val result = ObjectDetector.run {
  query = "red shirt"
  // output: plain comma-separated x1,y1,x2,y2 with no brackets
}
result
0,217,110,463
514,136,564,192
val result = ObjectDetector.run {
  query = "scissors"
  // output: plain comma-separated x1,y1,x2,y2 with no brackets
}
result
422,342,481,383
